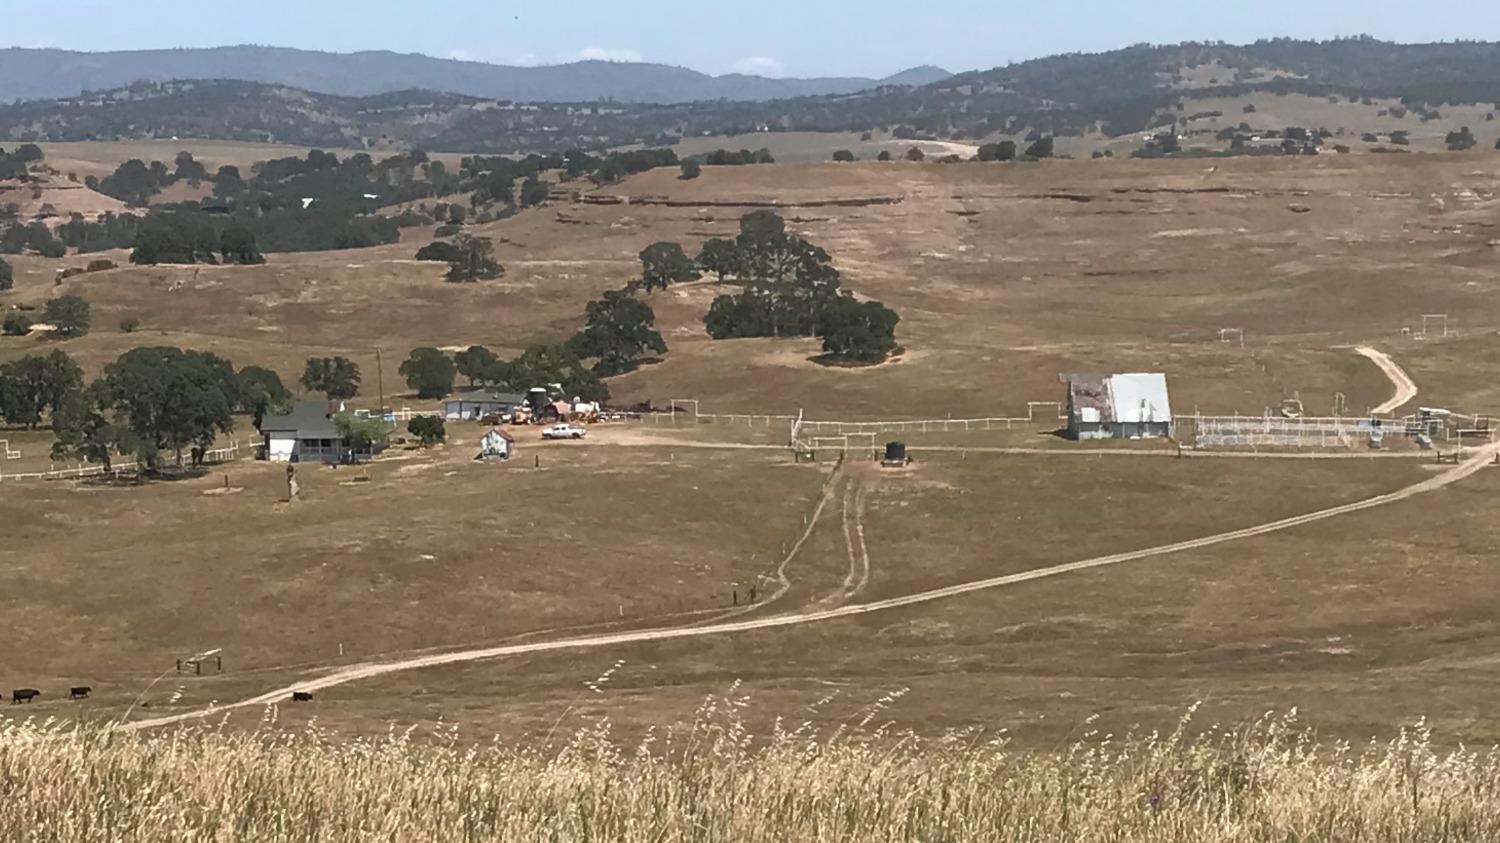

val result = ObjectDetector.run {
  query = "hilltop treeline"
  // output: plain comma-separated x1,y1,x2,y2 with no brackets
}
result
5,39,1500,150
0,144,686,261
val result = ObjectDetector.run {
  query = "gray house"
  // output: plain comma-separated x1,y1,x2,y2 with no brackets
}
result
444,389,527,421
259,400,376,463
1063,373,1174,441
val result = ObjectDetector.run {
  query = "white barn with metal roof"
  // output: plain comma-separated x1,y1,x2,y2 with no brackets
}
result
1062,373,1174,441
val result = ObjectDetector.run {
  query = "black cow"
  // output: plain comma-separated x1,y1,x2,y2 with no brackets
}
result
69,686,92,700
291,691,313,702
11,689,40,704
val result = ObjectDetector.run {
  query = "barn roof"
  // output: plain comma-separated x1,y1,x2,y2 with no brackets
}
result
1063,373,1172,424
448,389,526,405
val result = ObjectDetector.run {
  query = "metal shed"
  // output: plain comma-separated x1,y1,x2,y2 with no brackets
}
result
1062,373,1174,440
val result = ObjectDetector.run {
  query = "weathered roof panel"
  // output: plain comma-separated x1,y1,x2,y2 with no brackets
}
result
1108,373,1172,423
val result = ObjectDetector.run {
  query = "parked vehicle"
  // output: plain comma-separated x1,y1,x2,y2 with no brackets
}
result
541,423,587,440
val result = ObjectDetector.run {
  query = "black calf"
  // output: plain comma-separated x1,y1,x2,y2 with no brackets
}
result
69,686,92,700
291,691,313,702
11,689,40,704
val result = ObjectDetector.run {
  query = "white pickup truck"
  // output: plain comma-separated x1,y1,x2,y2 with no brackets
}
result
541,423,588,440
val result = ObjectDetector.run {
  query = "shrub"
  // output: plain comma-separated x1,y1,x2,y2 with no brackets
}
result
86,259,116,273
679,160,702,180
415,241,463,262
407,415,446,447
831,150,856,162
2,311,31,335
119,316,141,333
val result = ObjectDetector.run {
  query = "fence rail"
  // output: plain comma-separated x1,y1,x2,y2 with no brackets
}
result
0,441,254,484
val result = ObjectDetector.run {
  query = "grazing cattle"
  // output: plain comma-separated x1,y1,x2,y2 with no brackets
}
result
11,689,40,704
69,686,92,700
291,691,313,702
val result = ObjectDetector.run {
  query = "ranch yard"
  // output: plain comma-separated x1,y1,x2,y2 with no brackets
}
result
3,147,1500,747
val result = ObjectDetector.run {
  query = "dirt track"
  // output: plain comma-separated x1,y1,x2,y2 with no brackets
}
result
1356,346,1419,414
118,436,1500,733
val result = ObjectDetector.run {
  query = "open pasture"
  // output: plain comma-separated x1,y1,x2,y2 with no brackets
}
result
5,148,1500,746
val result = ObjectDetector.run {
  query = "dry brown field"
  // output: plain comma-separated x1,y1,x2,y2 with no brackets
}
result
4,148,1500,748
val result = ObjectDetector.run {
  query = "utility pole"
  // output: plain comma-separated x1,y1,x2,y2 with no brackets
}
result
374,347,386,415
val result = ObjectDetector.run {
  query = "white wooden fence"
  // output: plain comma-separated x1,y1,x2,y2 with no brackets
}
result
0,441,255,484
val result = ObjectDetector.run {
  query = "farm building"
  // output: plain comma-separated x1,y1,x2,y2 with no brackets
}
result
476,428,515,460
258,400,378,463
444,389,527,421
1062,373,1174,440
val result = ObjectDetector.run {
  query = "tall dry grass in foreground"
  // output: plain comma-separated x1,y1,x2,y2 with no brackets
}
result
2,704,1499,842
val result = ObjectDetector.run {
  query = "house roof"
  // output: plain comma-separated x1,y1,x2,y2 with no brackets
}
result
259,400,344,439
483,427,516,443
1064,373,1172,424
447,389,527,405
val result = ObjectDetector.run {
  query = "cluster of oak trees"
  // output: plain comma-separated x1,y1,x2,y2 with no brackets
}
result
638,210,901,363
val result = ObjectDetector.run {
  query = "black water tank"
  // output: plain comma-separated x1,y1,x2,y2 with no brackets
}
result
884,441,907,462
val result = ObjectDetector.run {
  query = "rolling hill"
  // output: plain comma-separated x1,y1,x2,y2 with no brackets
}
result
0,46,951,104
3,38,1499,154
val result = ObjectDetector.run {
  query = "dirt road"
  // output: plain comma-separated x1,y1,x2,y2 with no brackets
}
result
119,439,1499,733
1356,346,1419,414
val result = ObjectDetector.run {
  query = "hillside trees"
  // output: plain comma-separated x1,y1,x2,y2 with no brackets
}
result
445,233,503,282
977,141,1017,161
50,384,125,471
638,241,699,292
42,294,91,337
696,210,902,362
454,345,500,387
300,356,361,400
1446,126,1477,151
567,288,667,376
212,165,245,197
236,366,291,427
399,347,458,399
219,227,265,265
93,347,238,469
0,350,83,428
174,151,209,182
1025,136,1056,158
819,296,901,362
130,218,220,264
696,238,739,281
520,175,549,206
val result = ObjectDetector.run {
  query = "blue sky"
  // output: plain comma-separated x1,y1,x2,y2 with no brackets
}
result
7,0,1500,78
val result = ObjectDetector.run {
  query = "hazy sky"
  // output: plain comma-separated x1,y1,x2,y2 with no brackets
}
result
8,0,1500,78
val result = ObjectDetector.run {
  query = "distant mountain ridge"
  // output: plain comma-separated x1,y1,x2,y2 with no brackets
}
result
6,38,1500,155
0,46,952,104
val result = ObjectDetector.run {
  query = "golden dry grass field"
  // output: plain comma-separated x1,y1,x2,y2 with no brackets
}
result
4,148,1500,750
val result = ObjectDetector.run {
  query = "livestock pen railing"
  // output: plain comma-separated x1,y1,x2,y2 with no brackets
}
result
1185,412,1496,449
